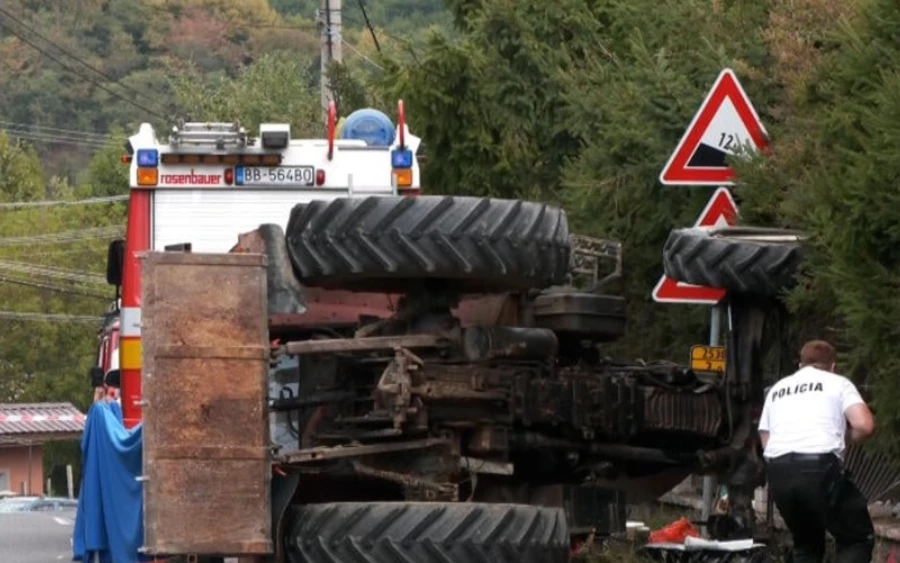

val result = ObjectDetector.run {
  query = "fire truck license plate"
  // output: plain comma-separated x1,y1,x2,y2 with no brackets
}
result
236,166,315,186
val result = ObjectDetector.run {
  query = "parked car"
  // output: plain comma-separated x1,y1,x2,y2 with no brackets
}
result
0,496,78,512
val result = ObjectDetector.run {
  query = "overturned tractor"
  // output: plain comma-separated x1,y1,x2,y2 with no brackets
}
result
134,195,763,562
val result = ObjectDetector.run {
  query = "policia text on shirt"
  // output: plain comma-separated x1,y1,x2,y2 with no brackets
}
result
758,340,876,563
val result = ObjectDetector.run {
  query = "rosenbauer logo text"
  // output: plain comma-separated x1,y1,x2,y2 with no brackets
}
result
159,169,222,185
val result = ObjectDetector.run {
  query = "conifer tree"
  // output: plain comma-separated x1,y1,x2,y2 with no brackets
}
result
785,0,900,440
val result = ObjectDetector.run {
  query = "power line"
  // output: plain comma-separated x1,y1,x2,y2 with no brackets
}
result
321,20,382,70
341,37,383,70
0,6,167,112
0,120,112,141
0,260,107,285
4,128,109,148
1,259,106,278
340,12,421,63
0,226,124,247
1,246,112,260
1,238,117,258
4,128,109,149
0,274,109,300
0,195,127,209
0,17,168,121
0,311,103,323
355,0,381,52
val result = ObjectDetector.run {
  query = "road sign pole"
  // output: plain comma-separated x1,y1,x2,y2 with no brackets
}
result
700,305,723,534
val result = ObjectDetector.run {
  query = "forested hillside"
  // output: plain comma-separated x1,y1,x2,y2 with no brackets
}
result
2,0,900,486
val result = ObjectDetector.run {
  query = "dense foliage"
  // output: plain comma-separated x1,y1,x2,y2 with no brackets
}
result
735,0,900,444
0,130,127,488
1,0,899,490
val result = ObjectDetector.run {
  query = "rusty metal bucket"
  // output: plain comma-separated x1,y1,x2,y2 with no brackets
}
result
139,251,272,557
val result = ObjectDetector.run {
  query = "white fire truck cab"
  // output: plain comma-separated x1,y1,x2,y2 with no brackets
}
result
101,101,422,428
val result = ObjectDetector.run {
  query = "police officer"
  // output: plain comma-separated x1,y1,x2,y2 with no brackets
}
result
758,340,876,563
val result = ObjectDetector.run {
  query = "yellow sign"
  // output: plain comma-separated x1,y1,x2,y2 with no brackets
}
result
690,345,726,374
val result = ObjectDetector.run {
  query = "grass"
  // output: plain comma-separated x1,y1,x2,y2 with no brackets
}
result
572,534,655,563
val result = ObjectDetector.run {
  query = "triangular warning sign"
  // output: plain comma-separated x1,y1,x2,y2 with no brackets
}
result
652,188,738,304
660,69,769,186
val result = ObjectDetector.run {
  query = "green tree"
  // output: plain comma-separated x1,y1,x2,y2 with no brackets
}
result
171,51,323,137
734,0,900,444
369,0,778,360
0,133,44,202
371,0,589,200
552,1,776,359
0,131,123,486
80,129,132,197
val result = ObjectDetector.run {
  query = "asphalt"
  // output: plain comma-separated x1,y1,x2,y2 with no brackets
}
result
0,509,75,562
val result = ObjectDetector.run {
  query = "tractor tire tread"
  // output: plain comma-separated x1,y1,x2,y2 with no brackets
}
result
662,227,803,297
285,502,569,563
284,196,570,292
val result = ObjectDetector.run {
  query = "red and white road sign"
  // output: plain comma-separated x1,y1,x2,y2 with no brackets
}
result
652,187,738,304
659,69,769,186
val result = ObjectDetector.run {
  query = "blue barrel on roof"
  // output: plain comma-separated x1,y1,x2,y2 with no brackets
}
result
340,108,396,147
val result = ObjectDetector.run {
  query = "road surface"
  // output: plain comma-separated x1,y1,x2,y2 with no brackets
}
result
0,510,75,562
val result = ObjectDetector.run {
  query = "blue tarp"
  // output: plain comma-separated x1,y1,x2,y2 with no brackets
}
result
72,401,146,563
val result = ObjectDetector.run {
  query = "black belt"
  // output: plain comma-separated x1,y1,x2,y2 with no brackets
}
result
768,452,839,464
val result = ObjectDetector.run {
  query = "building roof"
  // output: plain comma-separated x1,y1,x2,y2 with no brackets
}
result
0,403,86,442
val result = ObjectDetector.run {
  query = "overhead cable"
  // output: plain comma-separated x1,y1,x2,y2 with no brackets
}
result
0,120,113,141
0,5,168,112
0,274,110,300
0,260,107,284
354,0,381,52
4,129,109,149
0,16,168,120
0,310,104,323
0,195,128,209
0,226,124,247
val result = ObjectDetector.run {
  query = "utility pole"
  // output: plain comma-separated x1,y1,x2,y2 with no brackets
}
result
319,0,342,121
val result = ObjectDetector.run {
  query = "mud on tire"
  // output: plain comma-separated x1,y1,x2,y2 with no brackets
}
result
284,196,570,293
662,227,804,297
285,502,570,563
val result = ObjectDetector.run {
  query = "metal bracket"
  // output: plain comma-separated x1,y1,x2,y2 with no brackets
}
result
169,121,251,149
568,234,623,293
703,226,806,243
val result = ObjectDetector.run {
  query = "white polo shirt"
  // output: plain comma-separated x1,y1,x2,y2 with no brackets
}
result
758,365,865,460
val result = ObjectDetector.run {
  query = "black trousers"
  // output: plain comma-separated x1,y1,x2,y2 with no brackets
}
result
766,452,874,563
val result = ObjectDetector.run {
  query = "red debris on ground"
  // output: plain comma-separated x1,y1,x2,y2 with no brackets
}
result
648,516,701,544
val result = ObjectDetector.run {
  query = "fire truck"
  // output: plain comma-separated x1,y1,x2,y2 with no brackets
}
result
84,101,789,563
100,103,423,430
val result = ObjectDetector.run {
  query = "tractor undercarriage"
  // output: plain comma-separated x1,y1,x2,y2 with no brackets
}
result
267,287,729,502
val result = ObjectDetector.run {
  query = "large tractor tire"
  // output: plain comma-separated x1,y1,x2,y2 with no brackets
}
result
662,227,804,298
284,196,571,293
284,502,569,563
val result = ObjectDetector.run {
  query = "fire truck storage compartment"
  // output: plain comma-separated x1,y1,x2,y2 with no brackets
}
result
139,251,272,556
